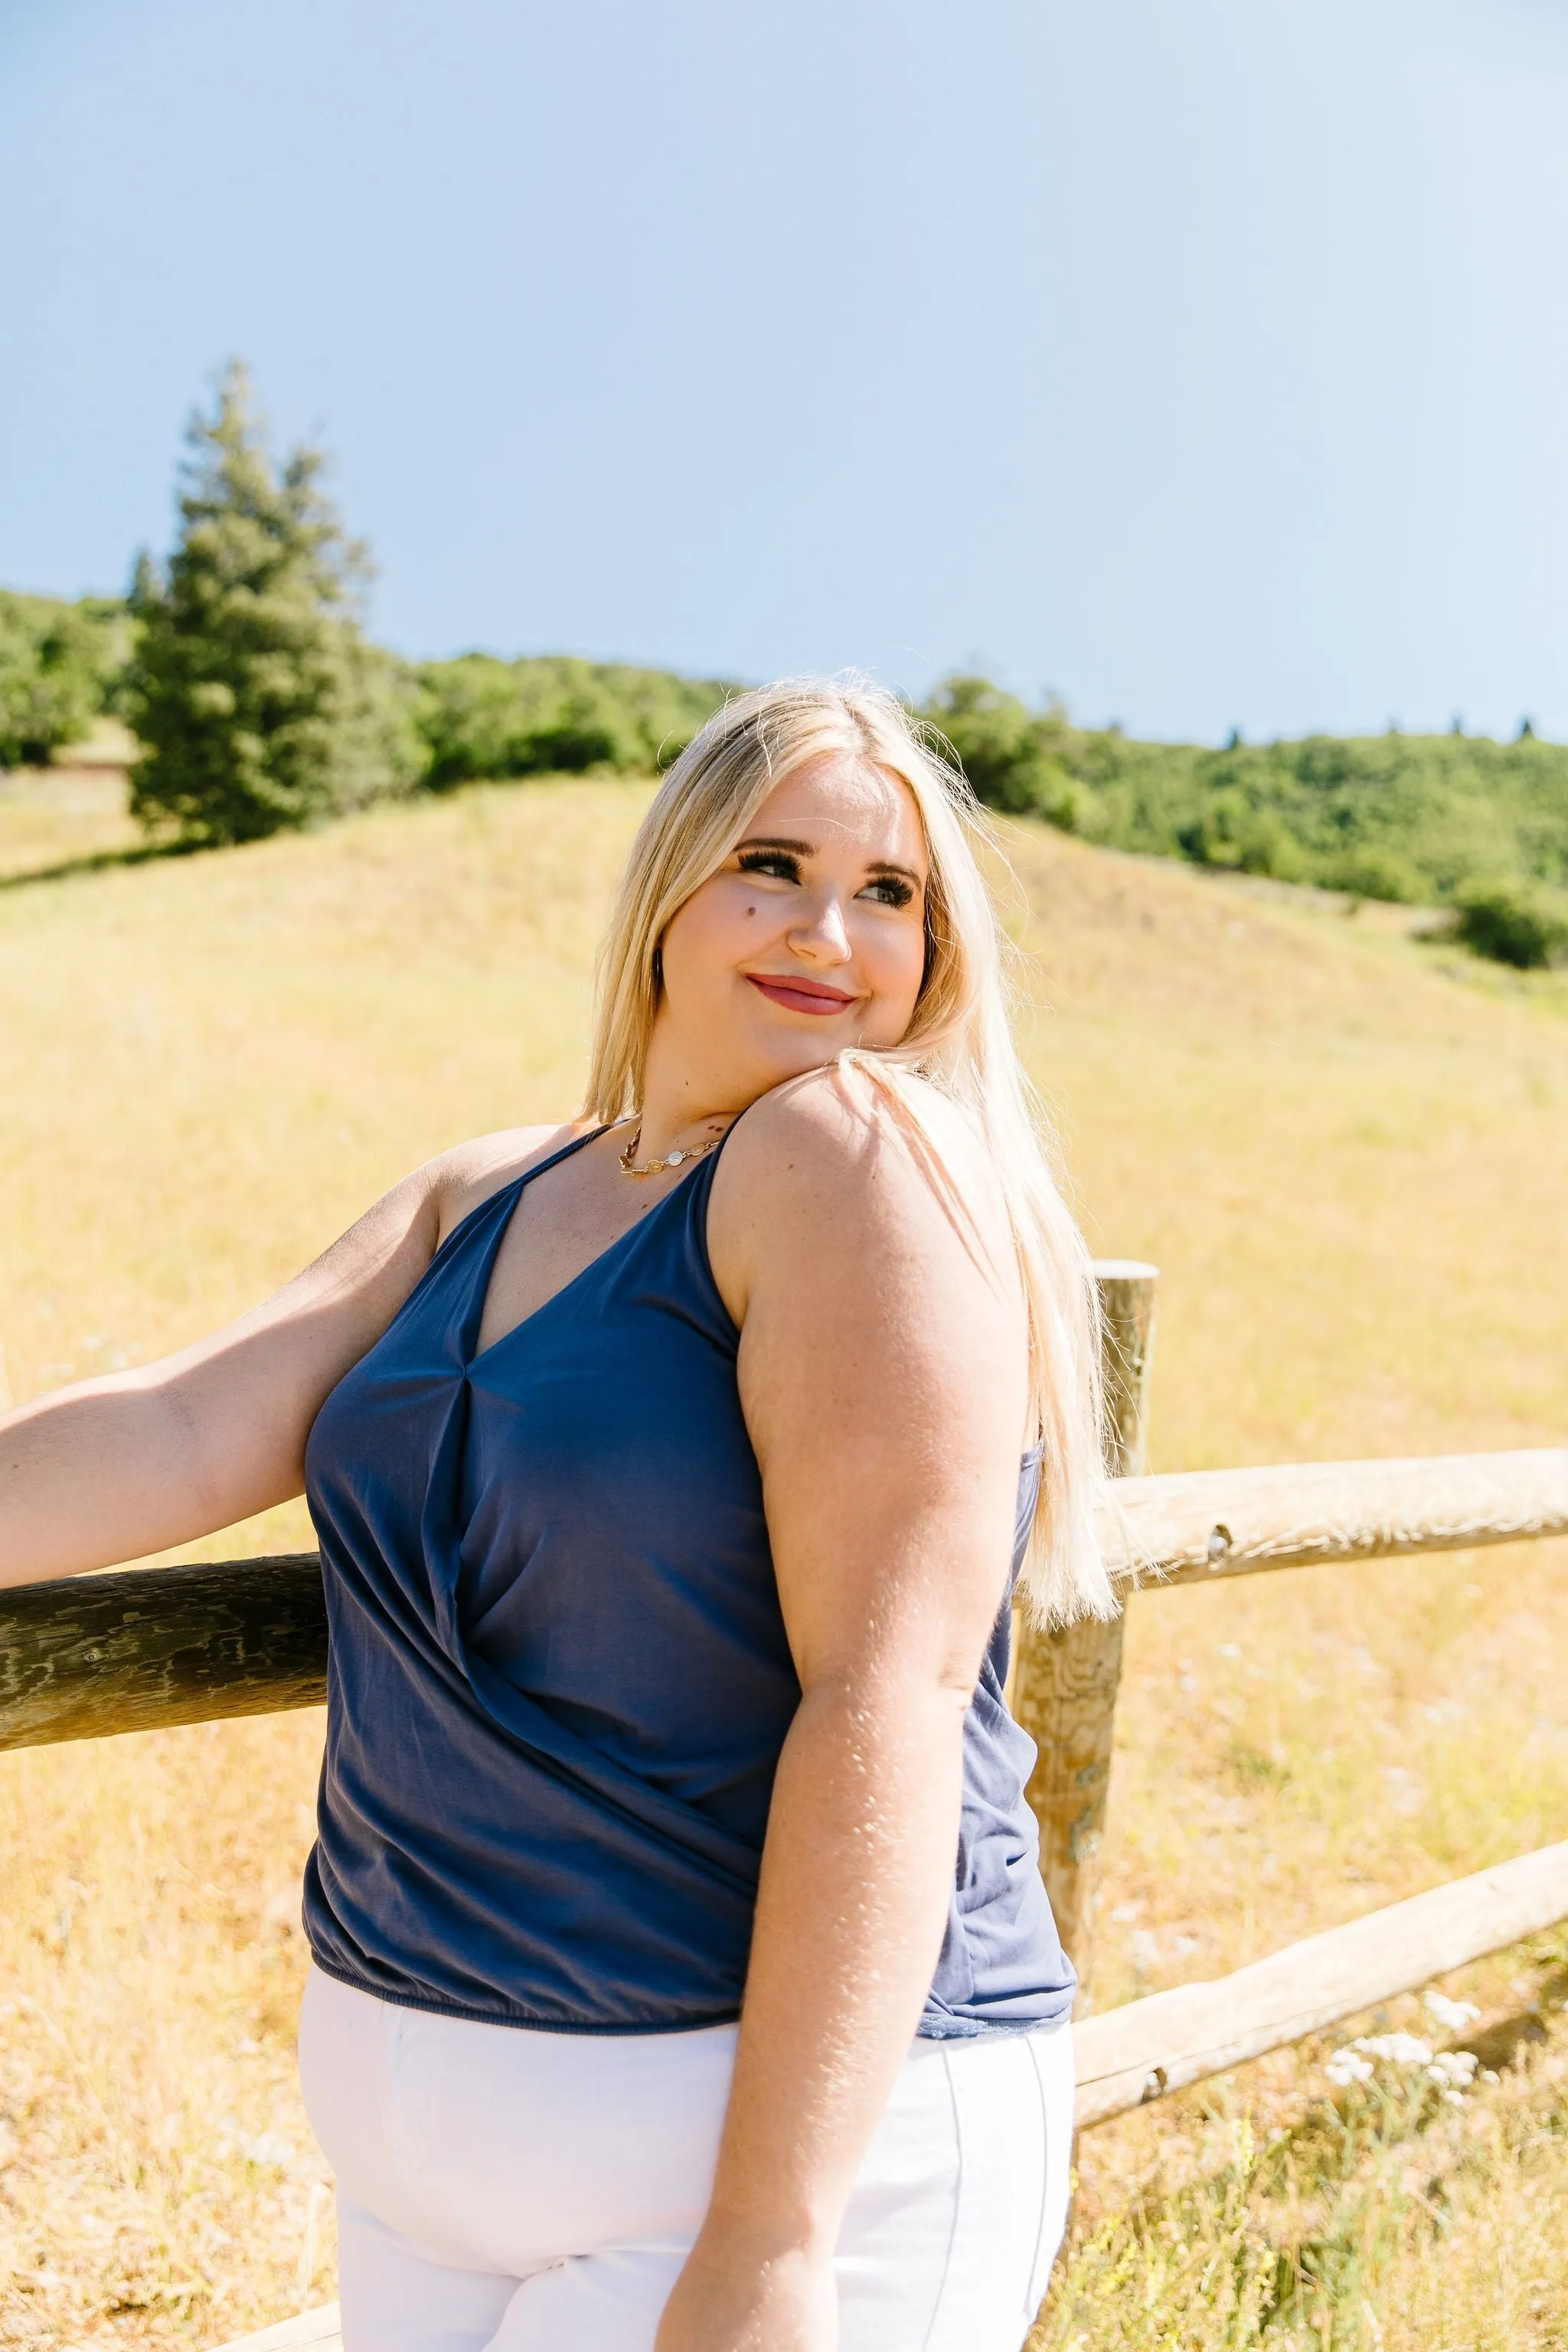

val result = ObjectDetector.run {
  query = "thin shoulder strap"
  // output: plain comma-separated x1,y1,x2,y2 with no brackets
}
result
437,1123,612,1266
513,1121,612,1193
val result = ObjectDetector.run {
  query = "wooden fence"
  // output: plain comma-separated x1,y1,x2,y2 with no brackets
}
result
3,1265,1567,2352
1014,1266,1568,2017
1017,1267,1568,2134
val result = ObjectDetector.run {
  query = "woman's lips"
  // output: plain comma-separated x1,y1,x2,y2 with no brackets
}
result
743,972,860,1017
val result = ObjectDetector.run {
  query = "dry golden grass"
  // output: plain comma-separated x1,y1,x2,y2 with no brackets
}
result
0,767,139,886
1,774,1565,2349
1005,840,1568,2349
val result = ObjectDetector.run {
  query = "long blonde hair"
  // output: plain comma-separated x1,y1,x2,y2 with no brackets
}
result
584,678,1115,1628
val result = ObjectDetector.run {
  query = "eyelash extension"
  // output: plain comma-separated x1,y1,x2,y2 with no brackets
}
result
736,848,916,910
736,848,801,880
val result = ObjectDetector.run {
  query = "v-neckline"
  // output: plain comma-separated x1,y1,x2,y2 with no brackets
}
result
462,1127,711,1374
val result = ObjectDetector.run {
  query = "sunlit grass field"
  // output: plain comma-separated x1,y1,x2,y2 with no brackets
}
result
2,776,1566,2349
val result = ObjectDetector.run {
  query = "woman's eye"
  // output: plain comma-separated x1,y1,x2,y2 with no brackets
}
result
736,851,799,882
862,876,915,909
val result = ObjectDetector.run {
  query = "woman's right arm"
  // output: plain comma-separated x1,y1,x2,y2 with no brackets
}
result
0,1128,557,1591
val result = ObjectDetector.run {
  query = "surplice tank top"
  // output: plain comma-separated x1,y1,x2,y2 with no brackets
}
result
302,1128,1076,2038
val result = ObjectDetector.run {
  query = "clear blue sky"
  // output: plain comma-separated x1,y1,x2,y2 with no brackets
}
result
3,0,1566,742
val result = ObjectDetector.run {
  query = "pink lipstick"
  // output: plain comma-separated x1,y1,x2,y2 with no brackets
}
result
743,972,859,1017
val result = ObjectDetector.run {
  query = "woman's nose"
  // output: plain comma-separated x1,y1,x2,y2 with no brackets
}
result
788,891,852,961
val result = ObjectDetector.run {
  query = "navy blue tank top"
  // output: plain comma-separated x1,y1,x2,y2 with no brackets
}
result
302,1128,1075,2038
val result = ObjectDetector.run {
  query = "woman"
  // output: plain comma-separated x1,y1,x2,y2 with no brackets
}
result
0,680,1116,2352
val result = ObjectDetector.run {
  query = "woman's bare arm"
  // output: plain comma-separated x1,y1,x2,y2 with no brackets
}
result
0,1127,563,1591
656,1068,1031,2351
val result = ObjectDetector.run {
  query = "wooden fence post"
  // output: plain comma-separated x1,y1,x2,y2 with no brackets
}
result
1011,1260,1158,2004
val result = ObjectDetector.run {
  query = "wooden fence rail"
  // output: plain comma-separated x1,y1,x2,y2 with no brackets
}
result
221,2314,340,2351
0,1552,326,1752
5,1453,1566,1761
1106,1448,1568,1588
1073,1836,1568,2125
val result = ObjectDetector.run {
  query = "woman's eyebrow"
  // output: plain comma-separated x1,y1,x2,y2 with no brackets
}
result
734,835,925,890
734,833,815,856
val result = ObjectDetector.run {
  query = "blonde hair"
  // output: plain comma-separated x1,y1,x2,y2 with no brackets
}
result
585,678,1115,1628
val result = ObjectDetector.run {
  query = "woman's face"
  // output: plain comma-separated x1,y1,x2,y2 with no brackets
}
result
655,755,931,1106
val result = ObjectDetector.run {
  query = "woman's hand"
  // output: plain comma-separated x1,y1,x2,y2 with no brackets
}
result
655,2229,838,2352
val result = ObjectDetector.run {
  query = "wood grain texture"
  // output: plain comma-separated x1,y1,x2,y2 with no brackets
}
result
1101,1449,1568,1589
0,1553,326,1751
1073,1838,1568,2127
211,2305,341,2350
1012,1263,1158,1991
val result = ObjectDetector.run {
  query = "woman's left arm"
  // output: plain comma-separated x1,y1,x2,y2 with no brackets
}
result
656,1070,1033,2352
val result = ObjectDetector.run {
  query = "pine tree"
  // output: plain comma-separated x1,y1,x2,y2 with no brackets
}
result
126,363,420,844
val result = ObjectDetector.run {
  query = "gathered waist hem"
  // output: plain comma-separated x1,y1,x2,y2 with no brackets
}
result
915,2006,1073,2041
305,1949,743,2037
307,1947,1073,2043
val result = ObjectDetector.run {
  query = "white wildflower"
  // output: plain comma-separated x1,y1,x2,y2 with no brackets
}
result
1423,1991,1480,2034
1426,2050,1479,2096
1325,2029,1481,2102
243,2132,296,2169
1356,2032,1433,2067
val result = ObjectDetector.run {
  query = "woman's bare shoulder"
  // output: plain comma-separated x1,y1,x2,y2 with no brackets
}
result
710,1063,1011,1306
428,1120,595,1246
723,1062,996,1201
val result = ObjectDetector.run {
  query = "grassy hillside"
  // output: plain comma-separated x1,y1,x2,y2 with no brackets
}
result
929,678,1568,965
11,587,1568,962
0,756,140,882
1,782,1566,2347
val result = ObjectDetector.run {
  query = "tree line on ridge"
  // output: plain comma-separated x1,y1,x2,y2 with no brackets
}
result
4,364,1565,969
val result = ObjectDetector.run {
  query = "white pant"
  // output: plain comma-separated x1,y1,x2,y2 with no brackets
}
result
298,1965,1073,2352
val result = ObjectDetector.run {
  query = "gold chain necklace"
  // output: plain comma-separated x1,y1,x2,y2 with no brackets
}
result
617,1122,727,1180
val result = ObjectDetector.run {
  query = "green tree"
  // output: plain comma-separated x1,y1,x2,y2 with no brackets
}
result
1453,875,1568,969
126,363,420,845
921,676,1088,829
0,590,128,768
413,653,732,789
